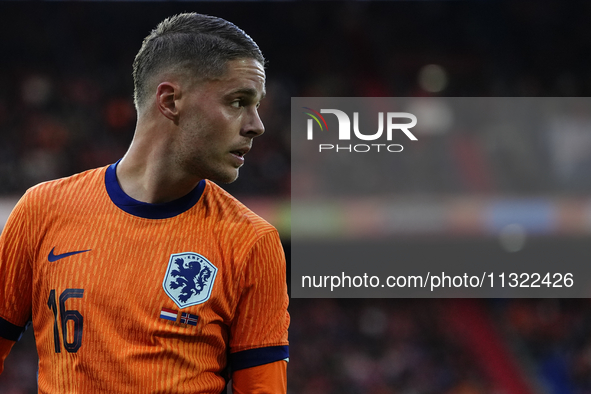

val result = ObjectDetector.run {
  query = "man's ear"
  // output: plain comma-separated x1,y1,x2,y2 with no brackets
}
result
156,82,181,122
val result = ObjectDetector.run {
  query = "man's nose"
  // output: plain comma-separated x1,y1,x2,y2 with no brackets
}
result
242,107,265,138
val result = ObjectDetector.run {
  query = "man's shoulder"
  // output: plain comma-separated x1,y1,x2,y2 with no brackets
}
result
203,180,277,238
24,166,108,204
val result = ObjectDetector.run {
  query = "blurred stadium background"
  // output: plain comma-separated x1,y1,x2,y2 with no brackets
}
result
2,1,591,393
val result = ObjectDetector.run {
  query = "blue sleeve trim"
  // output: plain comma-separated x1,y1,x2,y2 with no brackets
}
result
105,160,205,219
230,345,289,371
0,317,28,342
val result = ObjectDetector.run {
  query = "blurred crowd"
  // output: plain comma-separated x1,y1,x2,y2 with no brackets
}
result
289,299,494,394
498,299,591,394
290,298,591,394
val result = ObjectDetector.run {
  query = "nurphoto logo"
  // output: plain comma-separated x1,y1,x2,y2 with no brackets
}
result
303,107,417,153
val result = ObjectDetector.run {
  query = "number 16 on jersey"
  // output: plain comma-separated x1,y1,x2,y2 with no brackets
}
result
47,288,85,353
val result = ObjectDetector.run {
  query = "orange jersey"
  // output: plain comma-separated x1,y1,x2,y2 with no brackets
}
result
0,163,289,393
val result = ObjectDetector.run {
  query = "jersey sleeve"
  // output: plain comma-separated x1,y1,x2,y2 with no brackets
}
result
232,360,287,394
0,192,34,367
228,230,289,372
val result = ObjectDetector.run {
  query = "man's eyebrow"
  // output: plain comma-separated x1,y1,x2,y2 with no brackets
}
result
228,87,266,100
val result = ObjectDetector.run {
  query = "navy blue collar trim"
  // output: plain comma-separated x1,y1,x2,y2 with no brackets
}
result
105,161,205,219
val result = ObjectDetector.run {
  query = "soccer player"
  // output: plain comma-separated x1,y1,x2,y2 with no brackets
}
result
0,13,289,393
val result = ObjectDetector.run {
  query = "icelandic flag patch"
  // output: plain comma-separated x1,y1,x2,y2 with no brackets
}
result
180,312,198,326
160,308,177,322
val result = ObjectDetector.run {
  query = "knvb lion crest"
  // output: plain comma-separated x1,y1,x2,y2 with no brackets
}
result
162,252,218,308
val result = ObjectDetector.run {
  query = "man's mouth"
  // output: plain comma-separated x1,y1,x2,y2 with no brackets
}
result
230,147,250,158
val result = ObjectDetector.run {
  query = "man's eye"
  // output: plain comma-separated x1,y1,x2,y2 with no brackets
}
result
231,100,242,108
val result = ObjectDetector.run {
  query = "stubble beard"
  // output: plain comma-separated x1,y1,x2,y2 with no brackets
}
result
174,138,240,185
203,163,240,184
176,115,241,184
174,148,240,184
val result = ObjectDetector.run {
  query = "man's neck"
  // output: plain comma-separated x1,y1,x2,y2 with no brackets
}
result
116,120,202,204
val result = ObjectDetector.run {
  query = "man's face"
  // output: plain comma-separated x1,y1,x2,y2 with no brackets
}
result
174,58,266,183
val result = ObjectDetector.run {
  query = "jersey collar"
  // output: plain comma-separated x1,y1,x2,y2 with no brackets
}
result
105,161,205,219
